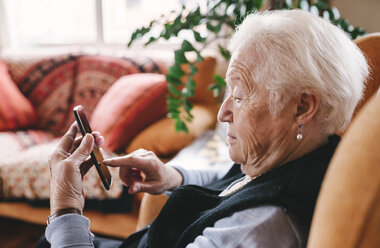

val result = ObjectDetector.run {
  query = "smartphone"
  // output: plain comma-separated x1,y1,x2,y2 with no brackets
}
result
73,105,112,190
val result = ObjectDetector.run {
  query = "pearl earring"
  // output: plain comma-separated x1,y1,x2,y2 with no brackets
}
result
297,123,303,140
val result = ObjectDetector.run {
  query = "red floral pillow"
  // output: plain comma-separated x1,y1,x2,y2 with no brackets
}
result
0,60,36,131
12,55,77,136
90,73,168,152
63,55,168,133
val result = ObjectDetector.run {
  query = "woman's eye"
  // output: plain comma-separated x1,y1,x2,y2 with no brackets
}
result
232,96,242,103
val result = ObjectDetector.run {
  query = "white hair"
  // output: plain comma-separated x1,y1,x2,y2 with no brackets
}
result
228,9,369,135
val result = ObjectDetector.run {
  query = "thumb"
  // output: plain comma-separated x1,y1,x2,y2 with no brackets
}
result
70,134,94,165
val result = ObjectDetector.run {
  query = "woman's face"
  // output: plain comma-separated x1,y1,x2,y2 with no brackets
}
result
218,51,297,177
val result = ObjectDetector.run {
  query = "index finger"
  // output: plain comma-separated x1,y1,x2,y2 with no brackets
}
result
57,123,79,153
103,155,153,172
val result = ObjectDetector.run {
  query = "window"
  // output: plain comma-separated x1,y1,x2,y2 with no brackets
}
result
3,0,97,46
1,0,187,48
102,0,183,44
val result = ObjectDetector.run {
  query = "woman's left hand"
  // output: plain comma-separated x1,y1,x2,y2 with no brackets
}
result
48,123,103,215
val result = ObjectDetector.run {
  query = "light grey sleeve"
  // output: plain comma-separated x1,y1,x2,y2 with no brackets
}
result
171,165,230,186
45,214,94,247
186,205,304,248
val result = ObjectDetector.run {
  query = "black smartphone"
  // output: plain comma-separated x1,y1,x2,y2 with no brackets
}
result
73,105,112,190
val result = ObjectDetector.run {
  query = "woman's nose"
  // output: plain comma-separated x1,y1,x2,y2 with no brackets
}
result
218,98,233,123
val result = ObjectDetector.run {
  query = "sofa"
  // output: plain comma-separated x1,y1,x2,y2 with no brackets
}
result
0,52,221,238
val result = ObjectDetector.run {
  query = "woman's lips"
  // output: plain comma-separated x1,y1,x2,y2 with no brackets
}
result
227,134,237,141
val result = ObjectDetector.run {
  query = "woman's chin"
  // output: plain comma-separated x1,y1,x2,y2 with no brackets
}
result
228,149,244,165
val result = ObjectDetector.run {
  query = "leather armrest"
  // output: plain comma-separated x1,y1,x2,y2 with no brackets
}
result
136,193,169,231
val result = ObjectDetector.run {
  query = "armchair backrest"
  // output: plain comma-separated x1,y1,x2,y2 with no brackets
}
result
352,33,380,117
308,32,380,248
307,94,380,247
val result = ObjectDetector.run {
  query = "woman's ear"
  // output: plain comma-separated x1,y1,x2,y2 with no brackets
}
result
295,92,320,123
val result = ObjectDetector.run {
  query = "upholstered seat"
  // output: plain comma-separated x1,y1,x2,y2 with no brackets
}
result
353,33,380,116
307,94,380,248
307,33,380,247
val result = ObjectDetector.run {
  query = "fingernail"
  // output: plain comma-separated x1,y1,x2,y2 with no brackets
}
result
103,159,111,163
131,185,138,194
95,137,104,147
83,134,92,144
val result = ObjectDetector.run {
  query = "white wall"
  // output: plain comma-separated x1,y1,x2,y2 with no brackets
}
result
0,0,10,55
0,1,4,54
332,0,380,33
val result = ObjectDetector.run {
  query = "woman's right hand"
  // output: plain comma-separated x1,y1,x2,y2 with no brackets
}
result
103,149,183,195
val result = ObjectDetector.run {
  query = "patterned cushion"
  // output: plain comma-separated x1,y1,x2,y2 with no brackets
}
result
9,55,77,136
0,140,124,200
0,130,55,158
90,73,168,152
63,55,168,133
5,54,48,84
0,60,37,131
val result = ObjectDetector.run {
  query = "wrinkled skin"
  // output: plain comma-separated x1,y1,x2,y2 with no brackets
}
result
49,123,104,214
103,149,182,195
218,45,325,179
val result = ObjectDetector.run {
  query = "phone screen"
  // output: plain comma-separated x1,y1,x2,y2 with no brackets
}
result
73,105,112,190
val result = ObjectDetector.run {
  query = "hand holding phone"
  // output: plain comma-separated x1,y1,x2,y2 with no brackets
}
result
73,105,112,190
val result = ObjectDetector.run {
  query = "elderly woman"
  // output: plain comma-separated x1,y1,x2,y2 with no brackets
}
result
40,9,368,248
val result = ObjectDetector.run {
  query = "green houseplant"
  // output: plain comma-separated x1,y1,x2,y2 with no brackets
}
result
128,0,365,132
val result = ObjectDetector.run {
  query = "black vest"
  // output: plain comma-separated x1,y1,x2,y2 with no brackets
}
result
122,135,340,248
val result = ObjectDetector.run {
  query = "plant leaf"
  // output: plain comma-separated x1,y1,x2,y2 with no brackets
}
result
184,77,196,97
168,64,185,78
184,101,194,119
218,44,231,61
168,95,182,105
174,50,188,64
193,31,206,42
313,0,327,11
168,84,181,96
166,74,183,86
214,75,227,87
190,64,198,75
175,119,189,133
144,36,157,46
196,53,203,63
182,40,196,52
206,22,222,33
209,74,227,97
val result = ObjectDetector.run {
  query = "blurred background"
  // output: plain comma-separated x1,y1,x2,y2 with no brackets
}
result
0,1,378,247
0,0,201,52
0,0,378,53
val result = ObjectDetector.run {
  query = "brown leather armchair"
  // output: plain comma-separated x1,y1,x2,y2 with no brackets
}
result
307,94,380,248
307,33,380,248
352,33,380,117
